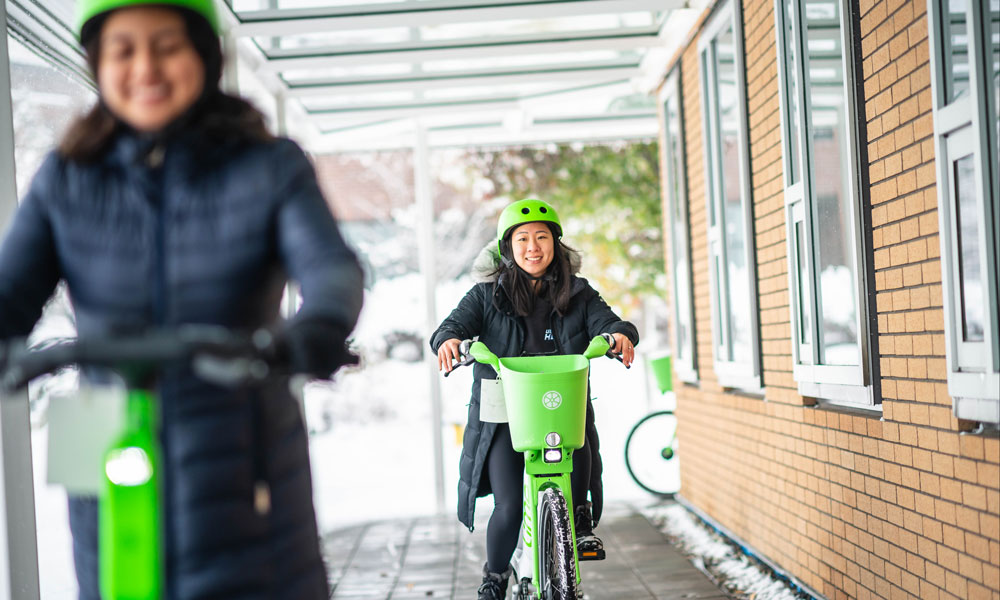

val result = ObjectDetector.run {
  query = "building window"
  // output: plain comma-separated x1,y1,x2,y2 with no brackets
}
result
774,0,875,406
698,0,761,392
928,0,1000,424
659,69,697,383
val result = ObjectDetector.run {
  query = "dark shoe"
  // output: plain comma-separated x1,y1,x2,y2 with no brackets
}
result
478,562,512,600
575,502,605,561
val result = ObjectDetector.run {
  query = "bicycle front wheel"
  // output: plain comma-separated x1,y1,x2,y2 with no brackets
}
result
537,487,577,600
624,410,680,497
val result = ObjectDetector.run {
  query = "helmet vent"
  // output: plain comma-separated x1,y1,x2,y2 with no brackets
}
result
521,208,530,214
539,207,548,213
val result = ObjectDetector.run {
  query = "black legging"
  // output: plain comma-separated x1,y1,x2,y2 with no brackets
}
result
485,424,592,574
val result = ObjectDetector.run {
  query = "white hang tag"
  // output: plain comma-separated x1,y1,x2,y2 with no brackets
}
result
479,378,508,423
47,386,126,495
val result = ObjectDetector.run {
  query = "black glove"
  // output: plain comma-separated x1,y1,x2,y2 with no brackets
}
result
275,318,359,379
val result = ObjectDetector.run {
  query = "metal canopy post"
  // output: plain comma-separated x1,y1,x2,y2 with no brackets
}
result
0,13,41,600
415,123,446,514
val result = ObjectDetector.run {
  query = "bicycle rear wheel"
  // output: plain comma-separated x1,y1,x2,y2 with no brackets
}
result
537,487,577,600
624,410,680,497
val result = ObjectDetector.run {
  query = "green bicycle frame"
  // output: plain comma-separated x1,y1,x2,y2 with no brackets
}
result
100,388,164,599
470,335,610,595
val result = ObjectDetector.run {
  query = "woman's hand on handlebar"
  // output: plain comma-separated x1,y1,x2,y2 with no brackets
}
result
610,333,635,367
438,338,463,373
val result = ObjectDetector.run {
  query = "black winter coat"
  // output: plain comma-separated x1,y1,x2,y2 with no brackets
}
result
430,273,638,531
0,131,363,598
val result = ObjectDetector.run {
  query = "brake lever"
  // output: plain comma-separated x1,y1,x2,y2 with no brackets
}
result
600,333,630,369
443,340,475,378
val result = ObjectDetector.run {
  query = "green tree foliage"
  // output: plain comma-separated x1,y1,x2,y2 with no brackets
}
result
467,142,664,317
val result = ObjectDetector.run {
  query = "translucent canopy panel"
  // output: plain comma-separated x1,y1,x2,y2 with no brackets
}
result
9,0,699,150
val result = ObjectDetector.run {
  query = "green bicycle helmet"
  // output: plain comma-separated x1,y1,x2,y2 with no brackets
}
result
76,0,219,41
496,198,562,257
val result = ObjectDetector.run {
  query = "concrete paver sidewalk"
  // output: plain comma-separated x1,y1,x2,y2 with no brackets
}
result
322,501,727,600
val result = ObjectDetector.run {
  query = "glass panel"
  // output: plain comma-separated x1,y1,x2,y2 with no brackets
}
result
714,26,752,364
783,0,802,184
713,255,725,355
253,11,658,49
665,96,684,223
795,220,812,347
664,93,691,361
673,218,692,360
804,0,860,366
944,0,971,102
954,154,985,342
990,0,1000,181
703,57,717,228
9,36,96,598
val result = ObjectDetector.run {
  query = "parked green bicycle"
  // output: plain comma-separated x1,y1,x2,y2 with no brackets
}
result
624,354,680,498
450,333,623,600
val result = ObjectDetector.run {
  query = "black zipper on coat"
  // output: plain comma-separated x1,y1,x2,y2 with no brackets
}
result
145,143,167,326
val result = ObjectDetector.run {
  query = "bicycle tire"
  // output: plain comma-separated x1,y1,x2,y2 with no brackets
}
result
624,410,681,497
537,487,577,600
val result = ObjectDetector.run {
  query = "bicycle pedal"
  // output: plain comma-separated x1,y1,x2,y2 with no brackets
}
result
577,548,605,561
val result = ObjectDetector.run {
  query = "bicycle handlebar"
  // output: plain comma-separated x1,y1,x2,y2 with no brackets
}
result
0,326,279,392
443,333,629,377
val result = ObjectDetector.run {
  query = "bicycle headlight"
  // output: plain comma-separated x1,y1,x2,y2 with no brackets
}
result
105,447,153,486
543,449,562,463
545,432,561,447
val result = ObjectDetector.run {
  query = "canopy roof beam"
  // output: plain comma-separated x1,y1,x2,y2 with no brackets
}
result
234,0,676,37
259,26,659,72
285,58,639,97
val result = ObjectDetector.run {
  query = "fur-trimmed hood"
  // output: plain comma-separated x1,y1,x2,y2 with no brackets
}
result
470,240,583,283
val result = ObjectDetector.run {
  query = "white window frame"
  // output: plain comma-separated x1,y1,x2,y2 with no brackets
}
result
698,0,762,392
658,68,698,384
773,0,876,406
927,0,1000,423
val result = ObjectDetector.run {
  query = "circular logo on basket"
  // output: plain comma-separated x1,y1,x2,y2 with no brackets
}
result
542,390,563,410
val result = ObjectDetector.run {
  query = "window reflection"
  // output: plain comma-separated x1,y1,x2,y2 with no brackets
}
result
945,0,970,102
714,26,752,364
664,93,692,362
954,154,985,342
783,0,801,184
990,0,999,190
804,0,859,366
795,221,812,347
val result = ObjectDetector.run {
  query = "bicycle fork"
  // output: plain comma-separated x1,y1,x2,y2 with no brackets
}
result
520,449,580,595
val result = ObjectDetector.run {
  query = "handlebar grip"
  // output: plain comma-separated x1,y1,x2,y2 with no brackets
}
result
600,333,631,369
443,340,474,377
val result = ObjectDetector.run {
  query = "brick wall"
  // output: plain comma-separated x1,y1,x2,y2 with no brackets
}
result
658,1,1000,598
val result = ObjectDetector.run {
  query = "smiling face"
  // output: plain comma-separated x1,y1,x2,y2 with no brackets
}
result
97,7,205,133
510,222,555,278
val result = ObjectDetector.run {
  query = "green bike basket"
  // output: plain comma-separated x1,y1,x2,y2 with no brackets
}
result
497,354,590,452
648,354,673,393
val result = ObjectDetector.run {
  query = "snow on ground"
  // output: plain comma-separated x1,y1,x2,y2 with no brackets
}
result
643,503,814,600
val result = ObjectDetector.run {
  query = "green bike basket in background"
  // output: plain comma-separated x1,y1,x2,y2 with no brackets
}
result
497,355,590,452
648,354,673,394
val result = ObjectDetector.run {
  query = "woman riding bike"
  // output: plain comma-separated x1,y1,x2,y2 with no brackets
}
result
431,199,638,599
0,0,363,596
